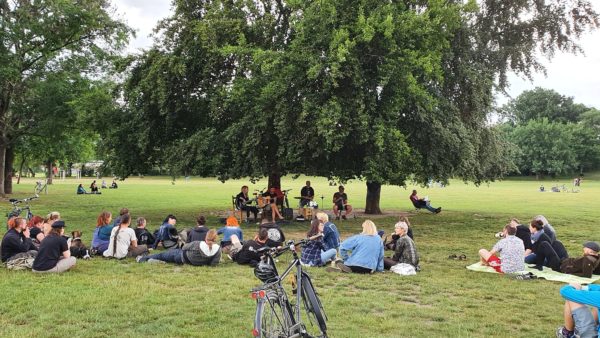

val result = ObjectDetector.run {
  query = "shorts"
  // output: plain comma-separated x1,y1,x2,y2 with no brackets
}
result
487,255,502,273
572,306,599,338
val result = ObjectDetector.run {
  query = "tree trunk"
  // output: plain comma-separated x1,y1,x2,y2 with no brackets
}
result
46,160,54,184
17,157,25,184
268,171,281,188
28,167,35,177
4,146,14,194
0,141,6,197
364,181,382,214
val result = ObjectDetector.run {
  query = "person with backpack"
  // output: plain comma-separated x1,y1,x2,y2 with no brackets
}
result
137,229,221,266
134,217,155,246
153,214,180,250
187,215,209,243
103,214,148,259
1,217,38,264
32,221,76,273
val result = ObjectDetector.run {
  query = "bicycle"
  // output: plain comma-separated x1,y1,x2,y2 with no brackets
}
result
250,239,328,338
6,194,38,229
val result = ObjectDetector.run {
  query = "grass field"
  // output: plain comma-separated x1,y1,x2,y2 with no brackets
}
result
0,175,598,337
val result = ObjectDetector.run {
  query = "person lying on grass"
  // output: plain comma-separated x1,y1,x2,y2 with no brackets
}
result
383,221,419,271
230,228,269,267
32,221,76,274
329,220,384,274
300,219,337,267
478,224,525,274
103,214,149,259
535,241,600,278
556,283,600,338
137,229,221,266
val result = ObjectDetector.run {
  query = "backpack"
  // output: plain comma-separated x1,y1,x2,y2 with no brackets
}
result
6,255,35,270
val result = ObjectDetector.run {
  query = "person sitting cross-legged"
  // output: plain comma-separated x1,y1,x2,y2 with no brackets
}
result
556,283,600,338
478,223,525,274
137,229,221,266
383,221,419,271
32,221,76,273
103,214,149,259
76,184,88,195
300,219,337,267
409,190,441,214
329,220,384,274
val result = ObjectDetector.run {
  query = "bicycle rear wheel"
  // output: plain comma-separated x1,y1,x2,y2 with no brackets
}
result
254,290,294,338
301,272,327,336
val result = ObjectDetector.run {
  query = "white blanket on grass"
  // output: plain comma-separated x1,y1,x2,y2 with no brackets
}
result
466,262,600,284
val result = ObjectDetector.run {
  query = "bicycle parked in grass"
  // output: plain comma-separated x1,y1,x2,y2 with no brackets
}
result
251,239,328,338
6,194,38,229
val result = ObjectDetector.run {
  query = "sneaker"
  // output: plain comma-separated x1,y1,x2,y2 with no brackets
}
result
335,261,352,273
556,326,575,338
135,255,145,263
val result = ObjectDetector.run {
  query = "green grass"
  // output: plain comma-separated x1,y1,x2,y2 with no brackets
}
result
0,175,598,337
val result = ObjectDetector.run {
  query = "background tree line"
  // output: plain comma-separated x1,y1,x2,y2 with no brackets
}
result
497,87,600,179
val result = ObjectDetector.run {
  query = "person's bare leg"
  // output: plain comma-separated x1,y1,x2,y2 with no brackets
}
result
563,301,575,331
592,306,598,323
479,249,491,265
345,204,353,216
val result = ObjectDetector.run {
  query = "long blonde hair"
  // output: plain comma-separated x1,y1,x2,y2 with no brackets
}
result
361,220,378,236
205,229,218,250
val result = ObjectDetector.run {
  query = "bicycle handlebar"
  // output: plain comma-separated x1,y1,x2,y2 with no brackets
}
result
8,194,38,205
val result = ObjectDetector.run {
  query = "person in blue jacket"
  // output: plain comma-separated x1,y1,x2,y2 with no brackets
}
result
331,220,384,274
556,283,600,338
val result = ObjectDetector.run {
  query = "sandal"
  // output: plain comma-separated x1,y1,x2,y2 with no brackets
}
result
458,254,467,261
448,254,458,260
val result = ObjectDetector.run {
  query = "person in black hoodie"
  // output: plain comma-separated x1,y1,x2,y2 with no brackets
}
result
232,228,269,267
187,215,209,243
529,219,568,270
134,217,155,246
1,217,38,263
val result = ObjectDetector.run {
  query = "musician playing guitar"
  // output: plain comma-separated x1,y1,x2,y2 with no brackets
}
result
333,185,352,220
300,180,315,208
262,186,284,221
236,186,259,222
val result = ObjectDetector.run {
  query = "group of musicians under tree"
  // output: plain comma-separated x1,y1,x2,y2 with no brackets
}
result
235,181,353,222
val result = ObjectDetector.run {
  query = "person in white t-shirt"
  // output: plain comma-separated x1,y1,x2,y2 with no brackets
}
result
103,214,148,259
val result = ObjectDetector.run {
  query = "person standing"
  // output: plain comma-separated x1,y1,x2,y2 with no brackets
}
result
32,221,76,273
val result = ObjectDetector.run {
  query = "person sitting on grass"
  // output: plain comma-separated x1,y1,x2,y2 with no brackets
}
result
110,179,118,189
528,219,568,270
153,214,180,250
217,215,243,254
103,214,149,259
478,224,525,274
384,216,414,250
187,215,209,243
43,211,61,236
259,214,285,248
32,221,76,273
28,216,46,247
77,184,88,194
332,185,353,220
300,219,337,267
134,217,155,246
409,190,441,214
383,221,419,271
138,229,221,266
91,211,113,255
231,228,269,267
1,217,38,264
316,212,340,254
329,220,384,274
535,241,600,278
556,283,600,338
90,180,100,194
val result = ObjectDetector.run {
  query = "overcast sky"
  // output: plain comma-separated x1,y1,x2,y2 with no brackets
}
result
111,0,600,109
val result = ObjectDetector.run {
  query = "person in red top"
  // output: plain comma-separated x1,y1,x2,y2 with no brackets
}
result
409,190,441,213
263,187,284,221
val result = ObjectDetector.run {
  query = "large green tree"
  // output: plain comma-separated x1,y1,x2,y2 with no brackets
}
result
0,0,130,194
501,87,589,124
109,0,597,213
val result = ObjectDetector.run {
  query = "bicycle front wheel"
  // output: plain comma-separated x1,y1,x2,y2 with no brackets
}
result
254,290,294,338
301,272,327,336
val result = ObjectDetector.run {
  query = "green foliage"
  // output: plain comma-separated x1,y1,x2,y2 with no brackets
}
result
501,87,589,124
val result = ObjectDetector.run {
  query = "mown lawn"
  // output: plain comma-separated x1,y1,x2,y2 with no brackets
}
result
0,175,597,337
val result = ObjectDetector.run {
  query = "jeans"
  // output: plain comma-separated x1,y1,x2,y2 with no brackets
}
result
139,249,184,264
320,248,337,264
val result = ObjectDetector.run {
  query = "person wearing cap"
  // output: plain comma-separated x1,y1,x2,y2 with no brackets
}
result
1,217,38,263
536,241,600,278
556,282,600,338
383,221,419,270
32,220,76,273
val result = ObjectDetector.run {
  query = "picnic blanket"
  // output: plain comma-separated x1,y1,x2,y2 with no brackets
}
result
466,262,600,284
